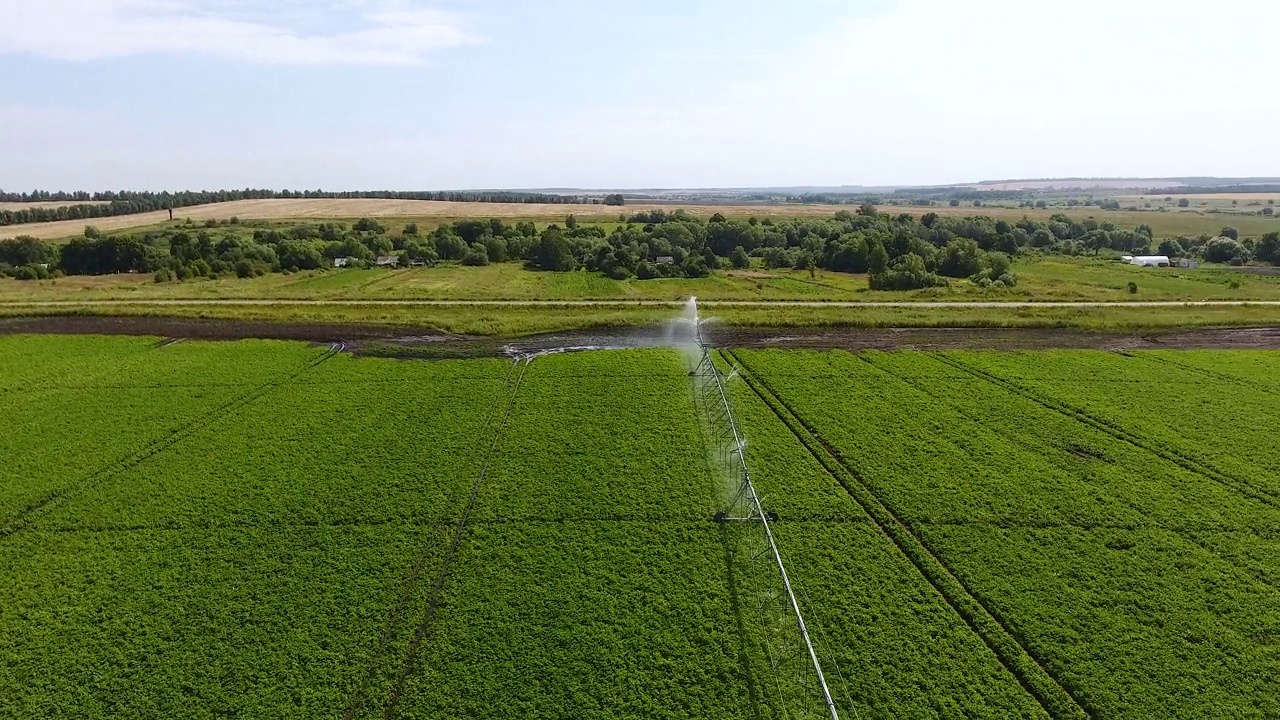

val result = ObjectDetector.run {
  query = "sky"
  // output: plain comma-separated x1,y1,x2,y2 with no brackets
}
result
1,0,1277,191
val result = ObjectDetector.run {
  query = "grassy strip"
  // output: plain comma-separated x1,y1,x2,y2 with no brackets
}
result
5,256,1280,306
727,349,1092,720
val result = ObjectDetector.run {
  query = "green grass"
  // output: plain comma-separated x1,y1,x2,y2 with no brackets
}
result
6,255,1280,306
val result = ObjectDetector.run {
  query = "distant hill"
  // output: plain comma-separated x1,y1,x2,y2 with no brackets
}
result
967,177,1280,192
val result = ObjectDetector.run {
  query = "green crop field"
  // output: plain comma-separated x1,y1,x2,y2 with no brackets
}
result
1,336,1277,718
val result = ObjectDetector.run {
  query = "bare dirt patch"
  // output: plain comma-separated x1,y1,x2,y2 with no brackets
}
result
708,325,1280,351
3,315,1278,355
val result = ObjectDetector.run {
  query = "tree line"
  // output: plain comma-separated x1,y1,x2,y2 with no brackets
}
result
3,210,1278,287
0,189,591,227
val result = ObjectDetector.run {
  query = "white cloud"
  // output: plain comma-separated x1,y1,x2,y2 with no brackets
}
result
0,0,478,66
3,0,1278,189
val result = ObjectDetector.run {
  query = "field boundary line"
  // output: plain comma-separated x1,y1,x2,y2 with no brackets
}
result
379,356,533,720
860,354,1280,591
0,344,342,540
930,354,1280,510
342,357,521,720
725,349,1092,720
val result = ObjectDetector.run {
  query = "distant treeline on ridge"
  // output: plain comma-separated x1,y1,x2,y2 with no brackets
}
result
0,189,586,227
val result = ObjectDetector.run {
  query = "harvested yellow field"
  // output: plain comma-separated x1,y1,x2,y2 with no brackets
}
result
0,200,109,211
0,198,851,240
6,197,1274,242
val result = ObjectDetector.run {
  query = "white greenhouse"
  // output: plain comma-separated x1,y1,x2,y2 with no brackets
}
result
1120,255,1171,267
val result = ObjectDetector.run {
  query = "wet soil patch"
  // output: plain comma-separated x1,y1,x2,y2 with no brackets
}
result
3,315,1280,357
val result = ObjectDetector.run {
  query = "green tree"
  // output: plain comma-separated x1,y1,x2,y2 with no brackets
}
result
1157,238,1185,257
533,226,574,271
0,236,56,266
276,240,325,270
353,218,386,233
1202,236,1250,264
869,253,947,290
1255,232,1280,265
462,242,490,266
938,239,983,278
868,240,889,275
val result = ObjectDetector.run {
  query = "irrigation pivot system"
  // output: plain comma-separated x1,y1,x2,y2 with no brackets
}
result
683,299,840,720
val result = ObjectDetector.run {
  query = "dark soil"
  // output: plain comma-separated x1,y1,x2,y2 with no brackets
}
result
3,315,1279,356
0,315,460,344
709,325,1280,351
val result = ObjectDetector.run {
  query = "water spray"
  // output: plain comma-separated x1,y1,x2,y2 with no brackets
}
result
681,297,840,720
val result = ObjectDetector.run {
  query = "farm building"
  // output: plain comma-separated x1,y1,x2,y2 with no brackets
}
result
1121,255,1171,267
375,255,400,268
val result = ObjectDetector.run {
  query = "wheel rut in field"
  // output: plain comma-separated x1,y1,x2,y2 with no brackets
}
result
930,354,1280,511
1126,351,1280,399
0,344,343,540
376,356,533,720
341,357,522,720
725,349,1093,720
861,353,1280,592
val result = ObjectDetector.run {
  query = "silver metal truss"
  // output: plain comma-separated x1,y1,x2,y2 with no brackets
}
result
691,342,840,720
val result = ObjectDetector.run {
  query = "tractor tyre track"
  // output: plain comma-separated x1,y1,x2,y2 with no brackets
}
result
342,358,522,720
1126,351,1280,399
0,344,342,540
379,356,533,720
859,353,1280,593
724,349,1092,720
930,354,1280,510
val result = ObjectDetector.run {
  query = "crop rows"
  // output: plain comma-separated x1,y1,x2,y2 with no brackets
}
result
732,348,1279,719
0,338,513,718
3,336,1276,719
388,351,757,719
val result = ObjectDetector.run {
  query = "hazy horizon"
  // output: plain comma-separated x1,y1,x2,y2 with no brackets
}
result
3,0,1278,191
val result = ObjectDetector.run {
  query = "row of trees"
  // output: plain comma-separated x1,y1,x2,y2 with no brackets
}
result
4,211,1278,288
